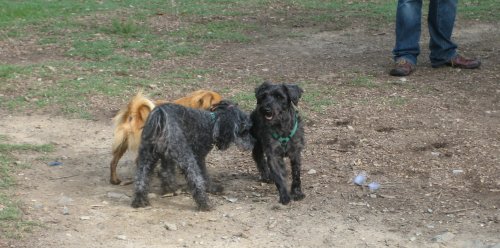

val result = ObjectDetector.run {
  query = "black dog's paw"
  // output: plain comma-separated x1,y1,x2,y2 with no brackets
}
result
131,194,150,208
291,190,305,201
259,174,273,184
279,194,291,205
207,183,224,195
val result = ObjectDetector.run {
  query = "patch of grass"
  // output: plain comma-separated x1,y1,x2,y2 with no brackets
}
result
0,64,23,78
157,68,216,86
302,86,336,113
122,37,202,59
0,138,51,239
231,91,255,112
67,39,116,60
1,0,498,118
171,20,255,43
347,75,379,88
0,191,42,239
0,143,54,153
0,0,166,28
388,96,409,106
107,18,142,37
460,0,500,21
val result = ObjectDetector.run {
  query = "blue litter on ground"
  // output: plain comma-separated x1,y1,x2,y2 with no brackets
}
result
48,161,63,166
353,174,366,185
368,182,381,191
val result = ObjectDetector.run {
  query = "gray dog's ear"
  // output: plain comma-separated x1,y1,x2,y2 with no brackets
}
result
284,84,303,105
212,108,236,151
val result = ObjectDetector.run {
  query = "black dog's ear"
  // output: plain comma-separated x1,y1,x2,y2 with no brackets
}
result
255,81,272,98
284,84,303,105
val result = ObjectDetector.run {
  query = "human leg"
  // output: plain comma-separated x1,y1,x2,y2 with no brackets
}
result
428,0,458,66
392,0,423,65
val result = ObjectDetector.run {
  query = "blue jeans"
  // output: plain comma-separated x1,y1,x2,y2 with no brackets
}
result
392,0,458,66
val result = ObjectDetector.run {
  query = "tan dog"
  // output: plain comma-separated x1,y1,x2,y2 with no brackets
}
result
110,90,222,185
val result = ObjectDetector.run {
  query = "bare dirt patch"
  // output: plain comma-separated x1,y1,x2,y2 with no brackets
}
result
1,19,499,248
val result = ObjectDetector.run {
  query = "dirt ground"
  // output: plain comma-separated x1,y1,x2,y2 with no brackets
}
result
0,18,499,248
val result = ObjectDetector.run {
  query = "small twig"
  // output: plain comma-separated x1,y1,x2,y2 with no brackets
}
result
49,174,79,180
443,208,475,215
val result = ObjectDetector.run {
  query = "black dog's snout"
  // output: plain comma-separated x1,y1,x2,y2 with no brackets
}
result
261,107,274,120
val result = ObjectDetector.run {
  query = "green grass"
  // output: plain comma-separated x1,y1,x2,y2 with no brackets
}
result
231,91,256,112
0,143,54,153
460,0,500,21
388,96,409,106
0,0,498,117
302,85,336,113
171,20,255,43
0,64,24,78
0,191,42,239
0,137,52,239
347,75,379,88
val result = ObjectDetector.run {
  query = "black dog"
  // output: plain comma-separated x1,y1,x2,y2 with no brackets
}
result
251,82,305,205
131,100,253,210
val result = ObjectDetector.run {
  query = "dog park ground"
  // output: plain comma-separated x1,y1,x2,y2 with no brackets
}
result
0,1,499,247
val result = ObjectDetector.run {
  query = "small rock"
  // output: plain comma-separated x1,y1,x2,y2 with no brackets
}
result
164,223,178,231
33,202,44,209
106,192,130,200
431,152,440,157
268,220,277,229
46,66,56,72
161,193,175,198
251,192,261,197
116,235,127,240
409,236,416,242
223,196,238,203
427,208,433,214
236,232,249,239
80,216,91,220
452,169,464,175
62,206,69,215
431,232,455,243
148,193,157,199
307,169,317,175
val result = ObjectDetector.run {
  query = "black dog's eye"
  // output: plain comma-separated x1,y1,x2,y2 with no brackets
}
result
274,93,285,101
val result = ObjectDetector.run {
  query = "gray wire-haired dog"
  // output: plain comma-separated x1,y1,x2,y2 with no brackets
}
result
131,100,253,210
250,82,305,205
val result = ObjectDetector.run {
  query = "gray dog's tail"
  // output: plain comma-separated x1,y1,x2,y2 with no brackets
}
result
142,106,169,144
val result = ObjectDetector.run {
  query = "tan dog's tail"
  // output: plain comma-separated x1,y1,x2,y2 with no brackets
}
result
173,90,222,109
112,91,156,152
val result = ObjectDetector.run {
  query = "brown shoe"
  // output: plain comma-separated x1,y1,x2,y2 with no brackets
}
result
390,59,415,76
442,54,481,69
